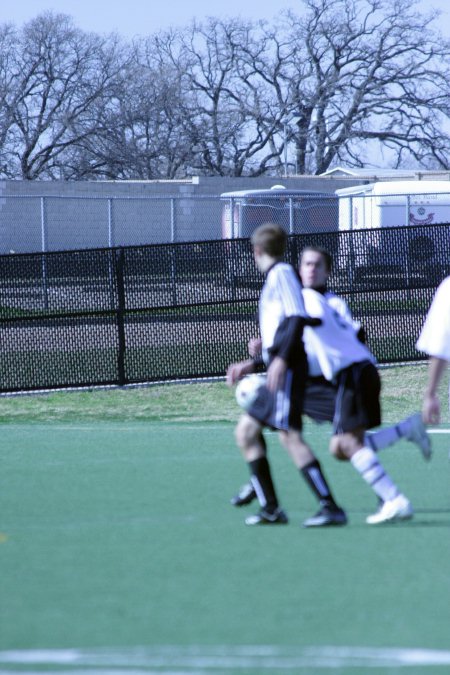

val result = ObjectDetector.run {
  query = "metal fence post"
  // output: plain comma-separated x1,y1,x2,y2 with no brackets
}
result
170,198,177,305
115,247,126,386
289,197,294,234
107,198,115,309
348,196,355,285
40,197,49,309
170,198,176,243
108,198,114,248
405,194,412,286
231,197,236,238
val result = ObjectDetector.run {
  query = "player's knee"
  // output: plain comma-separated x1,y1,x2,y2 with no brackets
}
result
277,430,290,450
279,430,314,466
235,415,260,449
329,436,348,461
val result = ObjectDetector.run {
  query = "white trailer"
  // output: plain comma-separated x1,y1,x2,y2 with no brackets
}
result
336,180,450,230
335,180,450,279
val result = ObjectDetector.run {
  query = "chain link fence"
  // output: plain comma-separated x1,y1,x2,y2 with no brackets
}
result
1,224,449,393
2,186,450,254
0,194,225,253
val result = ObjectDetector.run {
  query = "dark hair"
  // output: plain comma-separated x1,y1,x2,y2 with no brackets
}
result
251,223,287,258
300,245,332,272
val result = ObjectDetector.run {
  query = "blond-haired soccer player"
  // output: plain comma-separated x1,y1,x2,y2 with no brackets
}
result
226,225,346,526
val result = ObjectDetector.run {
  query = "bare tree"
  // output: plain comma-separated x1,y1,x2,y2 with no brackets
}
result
89,37,193,179
0,24,22,176
151,19,288,177
61,31,199,180
142,0,450,177
279,0,450,173
64,19,285,179
2,1,450,179
0,12,126,179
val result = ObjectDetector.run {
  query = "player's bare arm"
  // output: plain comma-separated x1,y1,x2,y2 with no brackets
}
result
422,356,447,424
226,359,255,386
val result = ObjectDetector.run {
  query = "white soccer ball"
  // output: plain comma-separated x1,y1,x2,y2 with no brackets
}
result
235,373,267,411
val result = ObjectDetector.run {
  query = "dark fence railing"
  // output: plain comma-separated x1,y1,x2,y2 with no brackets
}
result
1,223,449,393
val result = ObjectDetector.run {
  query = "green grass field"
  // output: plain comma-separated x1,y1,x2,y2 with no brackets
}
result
1,365,449,674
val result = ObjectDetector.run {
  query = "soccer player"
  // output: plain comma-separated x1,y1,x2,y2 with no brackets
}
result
300,251,413,524
299,246,430,463
232,246,429,525
416,275,450,424
226,224,347,526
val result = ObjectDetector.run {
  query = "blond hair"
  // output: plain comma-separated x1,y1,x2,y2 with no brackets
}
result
250,223,287,258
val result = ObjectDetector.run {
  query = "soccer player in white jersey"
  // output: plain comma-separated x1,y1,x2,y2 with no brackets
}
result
231,246,429,526
299,247,429,466
226,224,347,526
416,275,450,424
301,250,413,525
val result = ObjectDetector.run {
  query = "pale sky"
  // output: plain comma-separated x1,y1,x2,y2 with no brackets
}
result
1,0,449,38
0,0,291,36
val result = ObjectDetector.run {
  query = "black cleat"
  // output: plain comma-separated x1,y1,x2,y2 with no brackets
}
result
245,507,289,526
302,505,347,528
230,482,257,507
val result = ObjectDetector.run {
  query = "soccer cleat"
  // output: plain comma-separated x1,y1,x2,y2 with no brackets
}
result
230,482,257,507
372,497,384,515
366,494,413,524
245,507,289,525
302,505,347,528
405,413,432,460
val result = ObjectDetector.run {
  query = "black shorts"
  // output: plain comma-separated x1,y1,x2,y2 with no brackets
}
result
333,361,381,433
303,376,336,423
246,366,305,432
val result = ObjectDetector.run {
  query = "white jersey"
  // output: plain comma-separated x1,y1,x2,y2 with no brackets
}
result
302,287,376,380
259,262,306,365
305,291,361,376
324,292,361,332
416,276,450,361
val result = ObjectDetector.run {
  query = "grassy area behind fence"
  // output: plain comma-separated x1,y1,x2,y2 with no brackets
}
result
0,363,442,424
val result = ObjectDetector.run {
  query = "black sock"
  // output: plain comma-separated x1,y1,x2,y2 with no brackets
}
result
249,456,279,513
301,459,338,508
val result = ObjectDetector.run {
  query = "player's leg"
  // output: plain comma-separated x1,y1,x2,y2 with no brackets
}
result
234,413,287,525
230,481,257,507
331,428,402,500
332,363,413,524
281,366,346,526
230,375,337,510
365,413,431,460
279,429,347,527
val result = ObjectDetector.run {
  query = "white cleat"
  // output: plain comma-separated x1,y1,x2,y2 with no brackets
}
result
406,413,432,461
366,494,413,525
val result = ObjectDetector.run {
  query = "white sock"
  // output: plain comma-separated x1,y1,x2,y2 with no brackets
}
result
397,414,417,440
351,447,400,502
365,426,401,452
